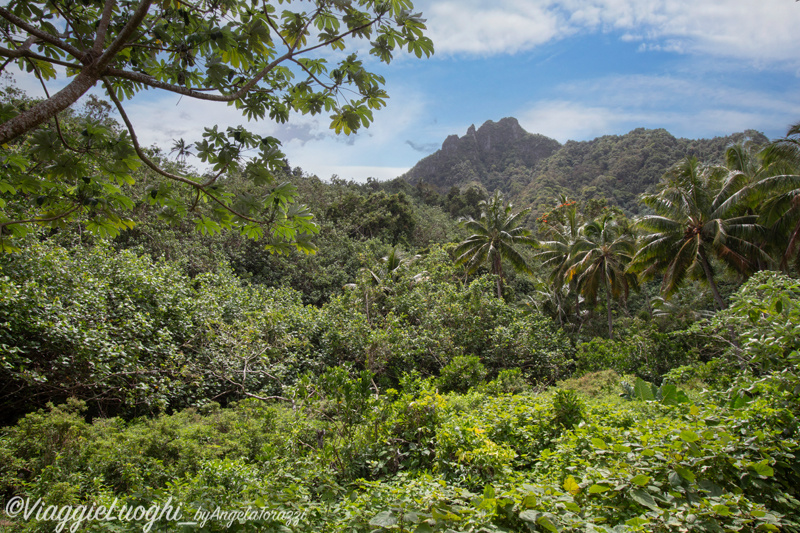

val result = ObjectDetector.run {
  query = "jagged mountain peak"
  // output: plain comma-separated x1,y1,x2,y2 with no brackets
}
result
401,119,769,214
403,118,561,189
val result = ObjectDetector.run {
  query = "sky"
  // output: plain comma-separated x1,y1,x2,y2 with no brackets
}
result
9,0,800,182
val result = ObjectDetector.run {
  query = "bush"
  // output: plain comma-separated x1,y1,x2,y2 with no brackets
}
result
0,243,320,421
557,369,621,397
551,389,583,429
575,325,702,382
483,368,531,395
437,355,487,394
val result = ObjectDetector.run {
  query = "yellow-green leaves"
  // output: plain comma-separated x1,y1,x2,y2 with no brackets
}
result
680,429,700,443
563,476,580,495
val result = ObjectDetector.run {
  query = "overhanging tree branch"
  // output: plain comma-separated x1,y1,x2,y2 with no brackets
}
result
0,46,82,70
102,77,272,227
0,205,82,234
0,6,82,57
0,0,431,250
0,0,153,145
93,0,117,54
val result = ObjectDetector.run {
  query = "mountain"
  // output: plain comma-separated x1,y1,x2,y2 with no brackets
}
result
403,117,561,191
401,118,769,214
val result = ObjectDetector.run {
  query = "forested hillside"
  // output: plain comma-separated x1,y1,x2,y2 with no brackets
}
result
402,118,768,214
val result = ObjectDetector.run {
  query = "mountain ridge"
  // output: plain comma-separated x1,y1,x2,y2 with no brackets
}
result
400,118,769,213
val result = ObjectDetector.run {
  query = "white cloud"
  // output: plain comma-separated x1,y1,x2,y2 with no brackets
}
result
112,78,430,182
518,101,622,142
278,83,430,181
415,0,800,65
518,74,800,142
422,0,570,56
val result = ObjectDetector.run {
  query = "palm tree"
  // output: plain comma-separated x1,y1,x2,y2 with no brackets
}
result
454,191,537,298
566,213,636,339
345,247,422,324
536,196,586,327
629,156,769,310
763,122,800,169
708,140,777,271
727,123,800,271
170,138,194,163
523,283,573,328
536,196,582,290
367,247,413,285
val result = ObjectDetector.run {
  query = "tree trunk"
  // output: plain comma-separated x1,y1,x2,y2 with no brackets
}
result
0,0,154,145
698,246,725,310
605,276,613,340
0,70,97,144
494,254,503,299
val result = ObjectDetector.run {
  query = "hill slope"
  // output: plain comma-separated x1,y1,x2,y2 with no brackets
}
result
401,118,769,213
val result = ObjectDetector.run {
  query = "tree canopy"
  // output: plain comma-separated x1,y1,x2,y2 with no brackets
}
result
629,156,769,310
454,191,536,298
0,0,432,252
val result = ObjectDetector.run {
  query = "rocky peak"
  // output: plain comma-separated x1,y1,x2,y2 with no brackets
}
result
474,117,527,153
403,117,562,189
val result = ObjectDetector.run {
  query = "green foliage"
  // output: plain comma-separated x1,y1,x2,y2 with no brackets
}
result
525,396,799,532
0,0,433,250
483,368,531,395
697,270,800,396
455,190,537,298
551,389,583,429
333,245,574,385
110,170,462,306
0,242,321,419
4,379,797,532
436,355,487,394
0,241,576,422
620,377,690,406
574,324,702,382
326,190,417,245
556,369,621,397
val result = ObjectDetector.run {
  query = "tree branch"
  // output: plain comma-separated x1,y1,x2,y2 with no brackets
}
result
26,55,84,154
0,205,82,233
290,57,334,91
95,0,152,70
101,13,382,104
0,46,82,69
104,66,277,102
102,78,271,227
93,0,117,54
0,6,82,58
0,0,153,145
0,68,97,144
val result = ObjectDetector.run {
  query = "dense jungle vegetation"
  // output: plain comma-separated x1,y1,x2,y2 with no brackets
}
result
1,0,800,529
2,78,800,531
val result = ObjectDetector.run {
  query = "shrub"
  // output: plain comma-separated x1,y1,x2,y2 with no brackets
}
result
483,368,531,395
557,369,621,397
437,355,487,394
551,389,583,429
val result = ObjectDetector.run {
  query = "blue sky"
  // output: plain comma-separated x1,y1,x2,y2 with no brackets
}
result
10,0,800,182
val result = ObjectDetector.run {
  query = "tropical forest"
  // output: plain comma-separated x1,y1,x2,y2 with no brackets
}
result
1,0,799,532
